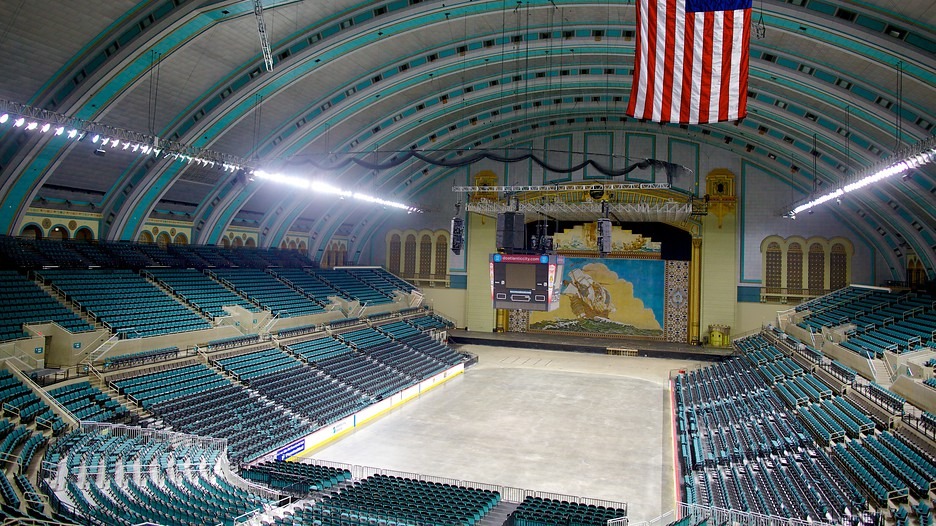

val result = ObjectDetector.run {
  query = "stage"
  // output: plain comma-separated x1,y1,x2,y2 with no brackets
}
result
448,329,732,361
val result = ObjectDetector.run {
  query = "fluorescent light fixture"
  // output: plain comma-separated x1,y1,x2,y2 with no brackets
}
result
785,137,936,217
253,169,421,211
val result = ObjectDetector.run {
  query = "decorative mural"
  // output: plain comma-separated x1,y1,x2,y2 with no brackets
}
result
552,224,661,255
664,260,690,343
528,257,666,339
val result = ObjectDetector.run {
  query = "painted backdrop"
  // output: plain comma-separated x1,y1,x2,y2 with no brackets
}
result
528,257,665,338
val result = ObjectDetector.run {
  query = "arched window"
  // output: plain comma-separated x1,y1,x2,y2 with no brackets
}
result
808,243,825,295
418,234,432,280
288,240,298,250
232,236,243,248
786,242,803,296
156,232,171,247
764,242,782,294
138,231,154,243
220,237,230,248
20,225,42,240
297,241,306,251
74,227,94,242
403,234,417,278
245,237,256,248
435,234,448,282
388,234,401,274
829,243,848,290
173,233,188,245
280,240,288,249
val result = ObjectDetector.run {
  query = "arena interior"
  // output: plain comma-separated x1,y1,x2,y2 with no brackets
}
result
0,1,934,525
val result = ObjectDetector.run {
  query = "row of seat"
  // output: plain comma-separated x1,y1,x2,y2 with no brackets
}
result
147,267,260,318
102,345,180,369
0,270,94,341
509,496,625,526
47,381,130,424
240,460,351,493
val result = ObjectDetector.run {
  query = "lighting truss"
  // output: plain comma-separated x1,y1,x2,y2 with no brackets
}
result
253,0,274,72
467,199,692,223
783,135,936,218
253,171,422,212
453,183,672,193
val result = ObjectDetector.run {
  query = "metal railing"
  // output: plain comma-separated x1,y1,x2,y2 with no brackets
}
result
677,503,853,526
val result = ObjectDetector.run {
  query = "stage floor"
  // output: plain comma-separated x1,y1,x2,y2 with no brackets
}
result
449,329,732,360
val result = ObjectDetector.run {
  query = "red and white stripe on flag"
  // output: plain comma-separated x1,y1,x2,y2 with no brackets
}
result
627,0,752,124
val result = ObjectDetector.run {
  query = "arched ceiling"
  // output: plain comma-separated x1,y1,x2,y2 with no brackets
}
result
0,0,933,276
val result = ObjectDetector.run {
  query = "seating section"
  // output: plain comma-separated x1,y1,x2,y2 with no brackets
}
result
43,425,277,526
797,287,936,357
47,381,130,423
0,369,66,433
37,269,210,338
218,347,369,427
339,327,449,380
675,342,869,522
509,496,626,526
312,268,395,305
147,268,259,318
309,343,411,399
268,267,345,302
407,314,454,331
313,474,500,526
347,267,416,294
110,362,313,462
378,321,465,365
0,270,93,341
103,346,180,369
240,460,351,493
211,268,325,317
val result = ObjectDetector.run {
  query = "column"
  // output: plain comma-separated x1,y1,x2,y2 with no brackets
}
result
689,237,702,344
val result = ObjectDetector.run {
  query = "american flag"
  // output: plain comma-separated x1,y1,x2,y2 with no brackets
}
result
627,0,752,124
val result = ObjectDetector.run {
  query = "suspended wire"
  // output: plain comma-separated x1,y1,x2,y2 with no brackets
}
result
147,51,162,136
895,61,903,152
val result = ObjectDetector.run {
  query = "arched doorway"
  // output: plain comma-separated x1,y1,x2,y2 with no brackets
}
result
74,227,94,242
48,226,69,240
20,225,42,240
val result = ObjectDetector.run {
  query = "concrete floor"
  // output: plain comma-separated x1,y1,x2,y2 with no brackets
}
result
307,345,707,523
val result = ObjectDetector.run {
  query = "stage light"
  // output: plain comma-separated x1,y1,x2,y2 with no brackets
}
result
122,141,131,150
93,148,106,157
67,129,78,139
54,126,65,135
25,121,38,130
40,123,51,133
14,117,25,127
131,144,139,152
92,134,100,143
0,114,8,124
110,138,120,148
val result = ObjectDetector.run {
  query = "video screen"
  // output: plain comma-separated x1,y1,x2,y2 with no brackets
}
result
504,263,537,290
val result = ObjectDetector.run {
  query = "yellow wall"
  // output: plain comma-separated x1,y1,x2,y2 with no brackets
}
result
733,302,784,334
700,212,737,341
422,288,467,328
464,213,496,332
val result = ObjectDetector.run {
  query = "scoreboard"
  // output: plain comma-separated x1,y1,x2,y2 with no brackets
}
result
489,254,564,311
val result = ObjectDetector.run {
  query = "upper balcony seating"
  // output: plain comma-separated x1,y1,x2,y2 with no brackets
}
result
37,269,209,338
0,270,94,341
346,267,416,294
311,269,395,305
147,267,259,318
210,268,324,318
268,268,345,303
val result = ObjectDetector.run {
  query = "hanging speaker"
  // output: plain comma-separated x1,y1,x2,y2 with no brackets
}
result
450,217,464,255
597,218,612,256
496,212,526,252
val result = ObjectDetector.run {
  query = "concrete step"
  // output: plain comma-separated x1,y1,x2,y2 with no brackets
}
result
477,500,521,526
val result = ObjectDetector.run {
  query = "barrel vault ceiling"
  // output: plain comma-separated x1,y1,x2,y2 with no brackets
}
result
0,0,933,277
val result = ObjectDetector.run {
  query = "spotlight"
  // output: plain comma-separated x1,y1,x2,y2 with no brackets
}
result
54,126,65,135
92,134,100,143
93,148,107,157
13,117,24,127
40,123,51,133
25,121,38,130
110,138,119,148
131,144,139,152
0,114,8,124
67,129,78,139
122,141,131,150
